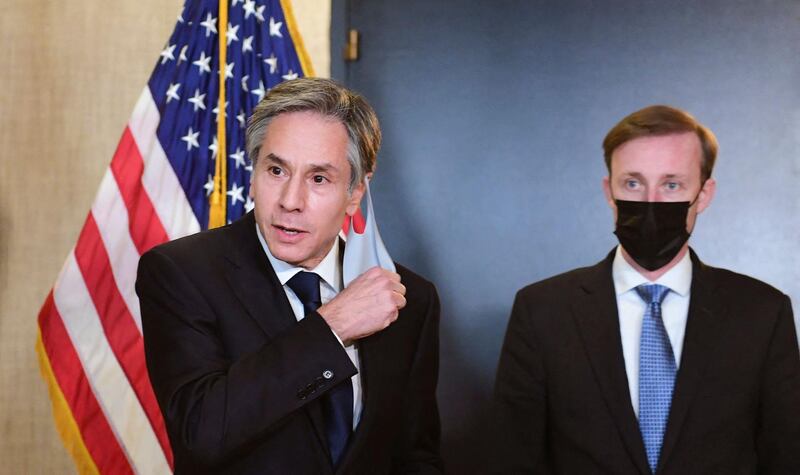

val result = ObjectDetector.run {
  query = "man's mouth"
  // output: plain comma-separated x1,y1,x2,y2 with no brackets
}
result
273,224,306,236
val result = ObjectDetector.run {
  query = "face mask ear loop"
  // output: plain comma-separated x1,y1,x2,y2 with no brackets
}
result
689,179,708,208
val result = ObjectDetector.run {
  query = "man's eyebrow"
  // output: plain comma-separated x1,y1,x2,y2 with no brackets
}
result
618,171,689,181
308,163,338,173
619,171,645,180
264,153,287,166
263,153,341,174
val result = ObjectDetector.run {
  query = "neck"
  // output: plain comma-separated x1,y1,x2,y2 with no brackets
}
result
297,237,339,271
620,243,690,282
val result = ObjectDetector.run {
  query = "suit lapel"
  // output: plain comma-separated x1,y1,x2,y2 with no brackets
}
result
221,213,331,458
222,212,297,337
571,251,651,475
658,251,727,467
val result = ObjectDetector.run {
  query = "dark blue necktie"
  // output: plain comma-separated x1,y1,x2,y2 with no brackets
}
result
636,284,675,473
287,271,353,467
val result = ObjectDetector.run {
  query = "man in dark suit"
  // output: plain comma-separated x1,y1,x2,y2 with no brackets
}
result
493,105,800,474
136,78,442,474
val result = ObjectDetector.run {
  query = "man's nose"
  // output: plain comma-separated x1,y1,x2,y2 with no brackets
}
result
279,177,306,211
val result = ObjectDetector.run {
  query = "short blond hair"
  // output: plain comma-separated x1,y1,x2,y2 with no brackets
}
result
603,105,718,182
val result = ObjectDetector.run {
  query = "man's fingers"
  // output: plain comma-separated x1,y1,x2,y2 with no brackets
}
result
394,292,407,310
390,282,406,296
353,268,400,286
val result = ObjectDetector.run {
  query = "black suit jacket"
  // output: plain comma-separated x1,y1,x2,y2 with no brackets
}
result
493,249,800,474
136,212,442,474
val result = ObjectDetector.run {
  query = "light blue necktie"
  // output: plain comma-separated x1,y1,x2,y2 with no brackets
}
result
637,284,675,473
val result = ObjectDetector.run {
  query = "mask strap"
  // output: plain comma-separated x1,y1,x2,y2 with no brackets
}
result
688,179,707,207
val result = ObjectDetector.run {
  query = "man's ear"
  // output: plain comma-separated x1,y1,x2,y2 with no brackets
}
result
248,157,258,197
346,179,367,216
695,177,716,214
602,176,615,208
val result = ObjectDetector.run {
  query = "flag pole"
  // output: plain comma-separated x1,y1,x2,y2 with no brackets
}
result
279,0,315,77
209,0,229,228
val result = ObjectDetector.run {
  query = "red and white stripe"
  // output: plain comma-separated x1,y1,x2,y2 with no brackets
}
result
38,87,200,474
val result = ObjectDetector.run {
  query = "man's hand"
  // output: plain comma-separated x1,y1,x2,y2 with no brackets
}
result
318,266,406,342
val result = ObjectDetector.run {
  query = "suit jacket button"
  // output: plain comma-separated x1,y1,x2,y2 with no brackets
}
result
323,370,333,379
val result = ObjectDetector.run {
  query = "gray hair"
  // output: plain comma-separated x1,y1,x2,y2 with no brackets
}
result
246,77,381,191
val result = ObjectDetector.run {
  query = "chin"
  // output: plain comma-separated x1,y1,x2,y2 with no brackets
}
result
270,246,305,266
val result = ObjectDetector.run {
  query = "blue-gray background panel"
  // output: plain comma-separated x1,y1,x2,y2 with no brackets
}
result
333,1,799,471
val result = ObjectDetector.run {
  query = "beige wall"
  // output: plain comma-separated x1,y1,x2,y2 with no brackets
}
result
0,1,329,471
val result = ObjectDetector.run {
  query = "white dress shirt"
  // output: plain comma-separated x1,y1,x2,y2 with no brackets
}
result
612,245,692,417
256,225,363,429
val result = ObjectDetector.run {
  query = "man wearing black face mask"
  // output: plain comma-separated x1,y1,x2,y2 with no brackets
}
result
492,105,800,474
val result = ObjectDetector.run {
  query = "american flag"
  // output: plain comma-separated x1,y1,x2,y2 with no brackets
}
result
35,0,311,472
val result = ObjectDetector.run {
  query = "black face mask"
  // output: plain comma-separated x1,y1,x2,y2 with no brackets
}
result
613,199,693,271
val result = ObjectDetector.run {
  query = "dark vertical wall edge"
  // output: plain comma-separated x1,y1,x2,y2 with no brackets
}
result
328,0,347,82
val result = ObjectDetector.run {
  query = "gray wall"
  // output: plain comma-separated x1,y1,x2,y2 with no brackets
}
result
333,1,800,471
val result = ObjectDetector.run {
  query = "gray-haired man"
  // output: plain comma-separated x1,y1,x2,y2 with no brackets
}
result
137,78,442,474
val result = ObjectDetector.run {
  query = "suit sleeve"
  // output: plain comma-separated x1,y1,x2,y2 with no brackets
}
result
492,289,551,474
756,295,800,474
391,281,444,474
136,247,358,468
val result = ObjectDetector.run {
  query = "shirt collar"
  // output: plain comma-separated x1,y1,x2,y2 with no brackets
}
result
255,223,342,292
612,245,692,297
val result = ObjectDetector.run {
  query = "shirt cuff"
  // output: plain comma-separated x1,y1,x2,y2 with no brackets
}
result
329,326,346,347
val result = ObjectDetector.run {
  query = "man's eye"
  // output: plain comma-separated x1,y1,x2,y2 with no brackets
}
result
312,175,328,184
625,179,639,189
268,166,283,176
665,181,679,191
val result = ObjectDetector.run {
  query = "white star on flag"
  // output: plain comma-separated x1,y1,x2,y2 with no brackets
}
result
237,110,246,128
212,101,229,122
225,62,235,79
160,44,176,64
269,17,283,37
254,5,266,22
200,12,217,36
251,80,267,102
204,175,215,196
209,136,219,158
227,183,245,205
188,89,206,112
241,75,249,92
230,148,246,169
264,54,278,74
193,51,212,74
242,35,254,53
178,44,188,64
181,127,200,150
243,0,257,19
282,70,298,81
227,23,240,45
165,83,181,103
